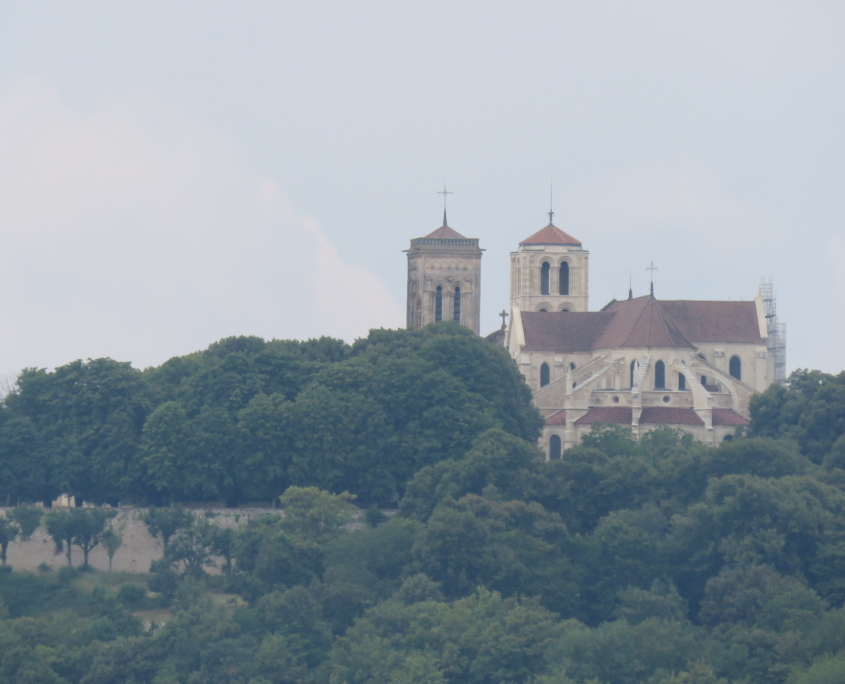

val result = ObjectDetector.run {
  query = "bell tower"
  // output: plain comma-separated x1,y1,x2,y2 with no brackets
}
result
406,210,483,335
510,214,589,314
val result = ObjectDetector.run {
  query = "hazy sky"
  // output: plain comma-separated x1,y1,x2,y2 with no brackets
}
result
0,1,843,378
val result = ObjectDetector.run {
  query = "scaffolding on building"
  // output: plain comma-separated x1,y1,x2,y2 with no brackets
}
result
759,277,787,383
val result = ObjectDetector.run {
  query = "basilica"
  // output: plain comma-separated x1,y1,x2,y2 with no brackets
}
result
406,212,785,459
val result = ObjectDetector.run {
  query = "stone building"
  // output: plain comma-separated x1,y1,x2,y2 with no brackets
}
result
405,211,785,458
505,220,782,458
405,212,483,335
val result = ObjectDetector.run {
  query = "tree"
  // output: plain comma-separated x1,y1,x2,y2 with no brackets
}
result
0,515,20,565
101,522,124,572
165,518,218,578
7,358,154,505
139,402,193,504
139,506,194,552
8,506,42,540
45,508,117,567
45,510,76,566
278,486,357,545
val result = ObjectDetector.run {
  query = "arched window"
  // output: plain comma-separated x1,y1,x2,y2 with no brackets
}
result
453,287,461,321
654,360,665,389
539,307,548,312
540,363,550,388
678,372,686,391
729,355,741,380
549,435,562,460
630,360,637,388
559,262,569,295
540,262,551,295
435,286,442,321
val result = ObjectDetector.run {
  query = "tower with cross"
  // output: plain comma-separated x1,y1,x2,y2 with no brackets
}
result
404,187,483,334
508,210,591,316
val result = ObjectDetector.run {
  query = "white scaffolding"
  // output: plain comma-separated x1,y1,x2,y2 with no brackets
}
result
759,277,787,383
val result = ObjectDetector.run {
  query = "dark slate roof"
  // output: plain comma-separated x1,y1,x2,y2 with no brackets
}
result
520,224,582,246
661,301,764,344
596,297,695,349
712,409,750,426
545,410,567,425
484,328,506,347
522,311,614,352
640,407,705,425
424,224,467,240
520,295,761,354
574,407,632,425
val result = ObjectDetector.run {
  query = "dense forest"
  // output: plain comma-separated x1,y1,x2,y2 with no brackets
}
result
0,323,540,507
1,324,845,683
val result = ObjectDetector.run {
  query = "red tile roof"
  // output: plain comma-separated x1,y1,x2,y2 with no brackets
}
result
545,410,567,425
661,301,764,344
520,224,582,246
574,407,633,425
522,311,615,352
424,224,467,240
597,297,695,349
640,407,704,425
712,409,750,426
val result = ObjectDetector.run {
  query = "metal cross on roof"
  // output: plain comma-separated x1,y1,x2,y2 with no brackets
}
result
647,261,658,297
499,309,509,330
437,184,453,226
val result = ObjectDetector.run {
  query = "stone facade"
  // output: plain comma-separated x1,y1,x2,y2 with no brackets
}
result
503,222,777,458
403,213,782,458
406,218,483,335
510,223,589,313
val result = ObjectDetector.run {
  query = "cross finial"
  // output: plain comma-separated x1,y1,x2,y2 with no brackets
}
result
499,309,509,330
646,261,658,297
548,178,554,225
437,184,453,226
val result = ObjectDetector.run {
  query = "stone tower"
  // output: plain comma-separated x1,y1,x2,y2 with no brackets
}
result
510,218,589,313
406,212,483,334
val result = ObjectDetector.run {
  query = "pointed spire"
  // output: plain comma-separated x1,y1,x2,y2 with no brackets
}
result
647,262,658,298
628,271,633,300
437,184,453,227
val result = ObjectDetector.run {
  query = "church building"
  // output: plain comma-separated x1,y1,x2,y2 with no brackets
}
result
406,210,785,459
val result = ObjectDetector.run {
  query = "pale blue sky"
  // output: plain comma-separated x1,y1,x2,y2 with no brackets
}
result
0,1,843,377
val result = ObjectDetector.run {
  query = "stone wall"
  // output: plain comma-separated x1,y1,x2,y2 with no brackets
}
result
1,507,279,574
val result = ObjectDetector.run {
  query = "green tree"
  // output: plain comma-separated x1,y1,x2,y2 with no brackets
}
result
7,506,42,540
139,506,194,552
5,358,153,504
101,523,124,572
0,516,19,565
279,486,357,545
330,588,560,684
45,508,117,567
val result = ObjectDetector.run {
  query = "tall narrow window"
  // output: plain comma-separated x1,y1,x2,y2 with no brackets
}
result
453,287,461,321
729,356,742,380
435,286,442,321
654,360,666,389
630,360,637,388
559,262,569,295
549,435,562,460
541,262,551,295
540,363,550,388
678,372,686,391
